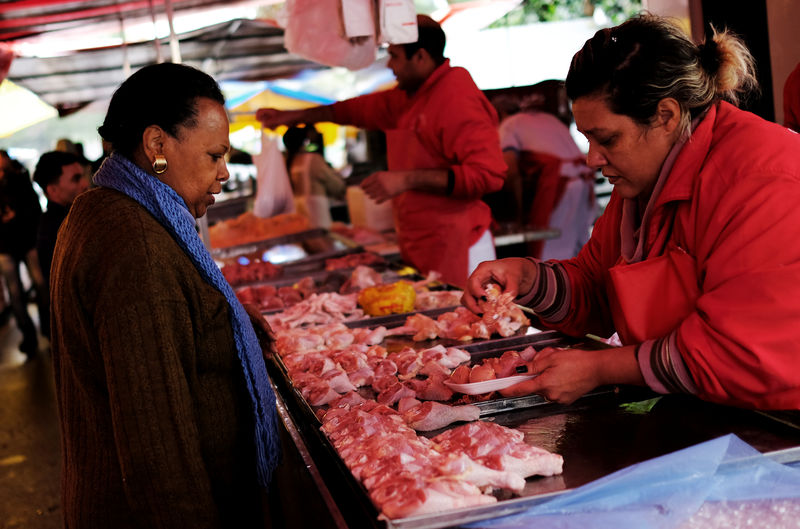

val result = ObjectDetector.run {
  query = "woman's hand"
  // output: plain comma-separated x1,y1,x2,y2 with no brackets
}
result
462,257,538,314
499,345,644,404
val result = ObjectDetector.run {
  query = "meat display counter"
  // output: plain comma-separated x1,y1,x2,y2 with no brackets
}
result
264,329,800,529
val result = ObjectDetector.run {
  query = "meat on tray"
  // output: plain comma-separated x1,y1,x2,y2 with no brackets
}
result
319,401,563,519
267,292,365,329
325,251,386,271
387,300,529,342
275,323,387,357
221,260,283,286
236,277,316,311
236,265,460,315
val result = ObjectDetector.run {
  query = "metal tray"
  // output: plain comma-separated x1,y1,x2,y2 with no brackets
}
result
212,228,360,264
267,333,800,529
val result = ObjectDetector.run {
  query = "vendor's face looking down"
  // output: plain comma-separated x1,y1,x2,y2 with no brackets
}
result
573,95,681,200
387,44,429,94
143,97,230,218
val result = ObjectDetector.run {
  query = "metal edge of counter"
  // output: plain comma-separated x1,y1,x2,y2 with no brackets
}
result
271,382,350,529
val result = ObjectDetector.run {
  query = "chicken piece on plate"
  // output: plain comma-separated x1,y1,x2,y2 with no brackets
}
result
469,363,496,383
449,365,470,384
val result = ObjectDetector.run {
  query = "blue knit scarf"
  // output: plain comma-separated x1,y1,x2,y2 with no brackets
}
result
94,153,280,487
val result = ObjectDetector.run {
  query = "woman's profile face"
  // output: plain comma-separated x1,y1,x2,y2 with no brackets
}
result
572,95,674,200
159,97,230,218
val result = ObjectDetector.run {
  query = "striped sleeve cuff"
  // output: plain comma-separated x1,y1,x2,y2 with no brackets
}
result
515,258,571,324
636,331,698,395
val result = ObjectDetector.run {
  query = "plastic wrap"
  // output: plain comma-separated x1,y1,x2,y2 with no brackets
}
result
468,434,800,529
283,0,376,70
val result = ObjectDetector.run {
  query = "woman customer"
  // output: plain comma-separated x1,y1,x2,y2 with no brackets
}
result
50,63,280,527
463,14,800,410
282,124,346,228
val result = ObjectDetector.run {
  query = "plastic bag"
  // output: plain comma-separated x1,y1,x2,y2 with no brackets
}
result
283,0,376,70
252,132,295,218
378,0,418,44
468,434,800,529
341,0,375,38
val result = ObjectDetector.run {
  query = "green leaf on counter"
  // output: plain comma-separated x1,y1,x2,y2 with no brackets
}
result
620,397,662,414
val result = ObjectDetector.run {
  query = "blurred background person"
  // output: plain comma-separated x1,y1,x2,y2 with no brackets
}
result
0,149,46,359
258,15,506,287
50,63,281,528
282,124,346,228
32,150,89,339
494,93,595,259
55,137,93,180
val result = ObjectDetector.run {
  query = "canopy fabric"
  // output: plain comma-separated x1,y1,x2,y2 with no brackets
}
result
4,16,322,111
0,79,58,138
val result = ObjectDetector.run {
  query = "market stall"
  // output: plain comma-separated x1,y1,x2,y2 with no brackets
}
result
214,227,800,529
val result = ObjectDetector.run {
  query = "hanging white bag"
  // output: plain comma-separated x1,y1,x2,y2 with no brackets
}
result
252,132,296,218
377,0,418,44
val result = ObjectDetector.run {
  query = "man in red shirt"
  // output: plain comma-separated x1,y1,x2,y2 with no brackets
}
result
258,15,506,287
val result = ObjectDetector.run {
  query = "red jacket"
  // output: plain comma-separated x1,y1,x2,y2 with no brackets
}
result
552,102,800,409
784,62,800,132
331,60,506,286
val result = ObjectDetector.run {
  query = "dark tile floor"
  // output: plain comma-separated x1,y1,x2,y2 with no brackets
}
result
0,314,61,529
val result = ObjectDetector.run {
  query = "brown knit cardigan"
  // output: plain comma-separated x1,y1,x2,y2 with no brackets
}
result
51,188,266,528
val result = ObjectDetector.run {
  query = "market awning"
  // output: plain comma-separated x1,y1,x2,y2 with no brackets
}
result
5,16,322,112
0,79,58,137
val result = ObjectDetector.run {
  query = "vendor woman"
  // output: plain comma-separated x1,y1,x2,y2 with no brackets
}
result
463,14,800,410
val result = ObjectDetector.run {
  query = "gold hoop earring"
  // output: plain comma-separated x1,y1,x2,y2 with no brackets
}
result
152,154,167,174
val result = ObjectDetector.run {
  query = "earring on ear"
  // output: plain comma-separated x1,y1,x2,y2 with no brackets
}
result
152,154,168,174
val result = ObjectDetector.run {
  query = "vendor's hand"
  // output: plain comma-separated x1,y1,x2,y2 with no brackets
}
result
360,170,409,204
462,257,538,314
242,303,276,354
498,347,601,404
256,108,303,129
498,345,644,404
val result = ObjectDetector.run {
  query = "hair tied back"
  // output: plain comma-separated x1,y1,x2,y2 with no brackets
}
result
698,39,721,74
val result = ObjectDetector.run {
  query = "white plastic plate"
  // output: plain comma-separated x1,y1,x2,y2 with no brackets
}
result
444,375,536,395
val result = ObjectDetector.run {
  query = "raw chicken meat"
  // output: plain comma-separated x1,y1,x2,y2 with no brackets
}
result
432,421,563,477
478,283,530,337
402,401,480,431
339,265,383,294
438,453,526,492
